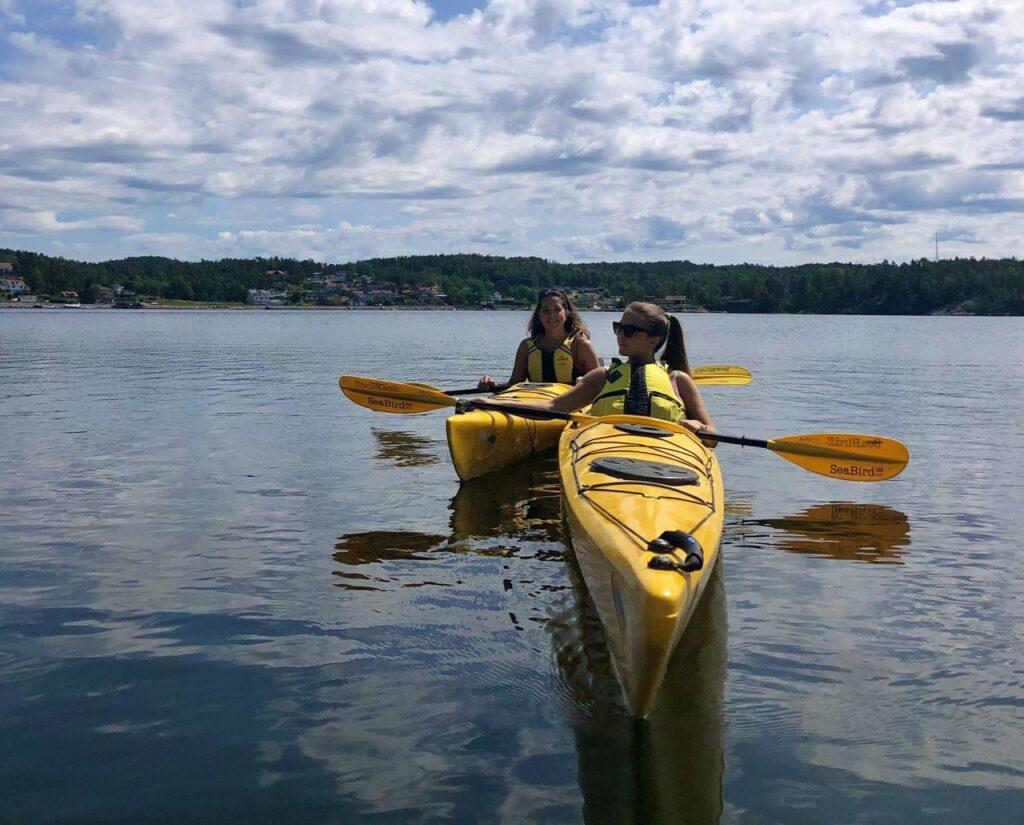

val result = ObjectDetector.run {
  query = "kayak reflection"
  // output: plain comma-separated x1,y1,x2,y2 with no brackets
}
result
448,454,564,545
744,502,911,564
371,427,442,468
332,454,566,592
553,557,727,824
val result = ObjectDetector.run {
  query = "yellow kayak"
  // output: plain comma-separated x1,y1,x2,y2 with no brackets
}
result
446,382,572,481
558,415,724,717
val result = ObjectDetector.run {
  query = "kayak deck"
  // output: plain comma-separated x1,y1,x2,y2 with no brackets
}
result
558,415,724,716
446,382,571,481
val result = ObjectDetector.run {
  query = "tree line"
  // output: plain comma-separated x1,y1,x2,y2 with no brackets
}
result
2,248,1021,315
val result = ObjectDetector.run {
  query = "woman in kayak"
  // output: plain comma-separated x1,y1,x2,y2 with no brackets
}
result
477,288,601,390
481,302,715,436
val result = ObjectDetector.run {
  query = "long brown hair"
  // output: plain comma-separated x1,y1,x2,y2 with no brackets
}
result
529,289,590,340
625,301,690,374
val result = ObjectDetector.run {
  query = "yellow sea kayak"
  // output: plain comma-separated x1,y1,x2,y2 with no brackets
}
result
558,415,724,717
446,382,572,481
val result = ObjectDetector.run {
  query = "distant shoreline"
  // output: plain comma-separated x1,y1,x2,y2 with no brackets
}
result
0,300,987,316
0,300,504,311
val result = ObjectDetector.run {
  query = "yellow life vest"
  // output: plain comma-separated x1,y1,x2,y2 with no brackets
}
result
590,360,685,422
524,333,577,383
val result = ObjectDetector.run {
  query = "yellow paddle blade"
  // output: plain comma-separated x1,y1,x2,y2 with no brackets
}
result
690,364,752,385
767,433,909,482
338,375,458,414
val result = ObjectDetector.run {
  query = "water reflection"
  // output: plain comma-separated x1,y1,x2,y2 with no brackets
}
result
332,448,727,823
741,502,911,564
371,428,441,467
553,559,727,824
332,455,565,591
448,455,564,546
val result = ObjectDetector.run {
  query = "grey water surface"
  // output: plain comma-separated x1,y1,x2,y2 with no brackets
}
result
1,309,1022,824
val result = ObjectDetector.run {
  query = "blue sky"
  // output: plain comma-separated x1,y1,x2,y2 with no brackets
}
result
1,0,1022,264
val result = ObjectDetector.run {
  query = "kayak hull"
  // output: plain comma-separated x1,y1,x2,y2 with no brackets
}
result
558,415,724,717
446,382,572,481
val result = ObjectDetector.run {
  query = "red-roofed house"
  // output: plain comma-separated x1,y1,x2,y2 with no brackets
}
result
2,278,29,294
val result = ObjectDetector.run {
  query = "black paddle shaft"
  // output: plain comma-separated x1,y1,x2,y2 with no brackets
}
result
700,432,769,449
464,400,575,420
463,402,770,451
445,383,511,395
465,403,765,447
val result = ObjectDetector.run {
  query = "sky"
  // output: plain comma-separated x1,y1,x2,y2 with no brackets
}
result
1,0,1022,265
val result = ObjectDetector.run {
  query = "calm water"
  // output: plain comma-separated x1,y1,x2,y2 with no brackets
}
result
1,309,1022,824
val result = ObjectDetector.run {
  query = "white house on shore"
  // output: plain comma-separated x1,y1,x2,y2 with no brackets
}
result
247,288,287,305
2,277,30,295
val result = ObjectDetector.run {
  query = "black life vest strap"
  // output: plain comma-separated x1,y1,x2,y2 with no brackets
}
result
593,388,627,404
624,364,650,416
650,390,685,409
541,350,557,382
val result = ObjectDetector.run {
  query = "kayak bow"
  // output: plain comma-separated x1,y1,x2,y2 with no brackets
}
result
558,415,725,716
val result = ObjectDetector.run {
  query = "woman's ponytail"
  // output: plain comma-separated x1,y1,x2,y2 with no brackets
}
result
661,315,690,374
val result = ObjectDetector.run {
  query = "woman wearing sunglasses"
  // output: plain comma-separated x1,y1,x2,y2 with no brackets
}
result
477,289,601,391
483,302,715,435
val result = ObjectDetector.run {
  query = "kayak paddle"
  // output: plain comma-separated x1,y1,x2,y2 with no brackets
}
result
397,364,751,397
700,431,909,482
690,364,752,385
338,375,908,482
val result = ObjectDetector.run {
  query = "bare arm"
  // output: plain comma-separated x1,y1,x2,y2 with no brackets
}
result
477,367,606,413
551,367,605,411
572,335,601,379
479,340,529,391
672,371,716,444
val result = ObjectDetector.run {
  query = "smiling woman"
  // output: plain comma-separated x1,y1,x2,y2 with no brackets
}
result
482,301,715,437
477,288,600,391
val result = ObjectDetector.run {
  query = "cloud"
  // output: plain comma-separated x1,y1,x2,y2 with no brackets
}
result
0,0,1022,264
937,224,985,244
980,97,1024,122
0,210,144,233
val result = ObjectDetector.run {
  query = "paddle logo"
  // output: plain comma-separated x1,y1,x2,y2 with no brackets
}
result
822,435,884,450
829,463,886,478
368,396,415,411
351,378,397,393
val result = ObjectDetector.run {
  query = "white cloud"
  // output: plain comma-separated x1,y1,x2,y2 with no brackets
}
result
0,210,144,233
0,0,1022,263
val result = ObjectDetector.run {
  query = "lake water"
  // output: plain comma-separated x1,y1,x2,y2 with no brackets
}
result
1,308,1022,824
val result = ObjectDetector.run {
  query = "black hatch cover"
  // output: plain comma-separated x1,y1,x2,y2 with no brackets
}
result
590,457,699,485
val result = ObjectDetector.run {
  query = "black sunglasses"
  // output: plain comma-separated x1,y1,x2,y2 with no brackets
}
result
613,321,654,337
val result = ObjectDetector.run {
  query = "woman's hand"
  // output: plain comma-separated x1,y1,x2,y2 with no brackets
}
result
477,375,496,391
680,419,717,448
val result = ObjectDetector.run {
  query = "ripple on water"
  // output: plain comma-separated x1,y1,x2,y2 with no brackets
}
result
3,311,1024,822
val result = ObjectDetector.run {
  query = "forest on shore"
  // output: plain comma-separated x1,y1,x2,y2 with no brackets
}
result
3,248,1022,315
